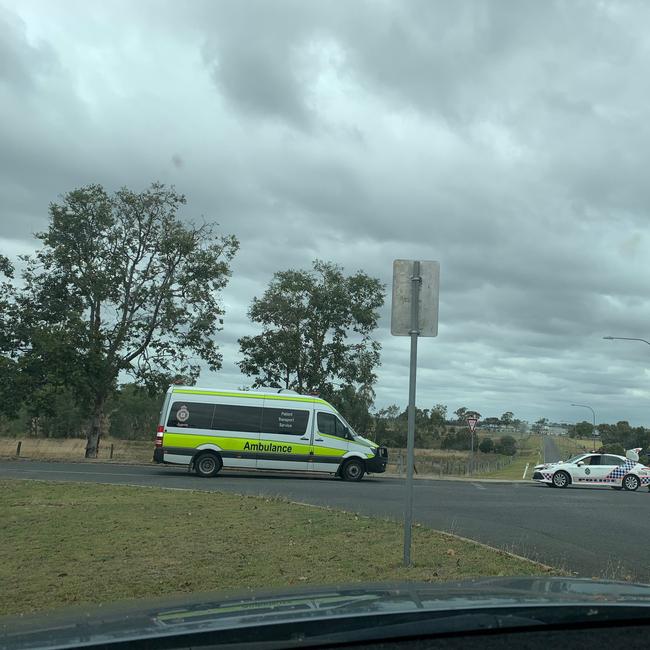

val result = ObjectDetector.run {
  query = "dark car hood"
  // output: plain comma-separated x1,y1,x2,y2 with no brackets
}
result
3,577,650,649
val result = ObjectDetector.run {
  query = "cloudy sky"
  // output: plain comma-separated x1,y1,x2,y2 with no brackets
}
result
2,0,650,426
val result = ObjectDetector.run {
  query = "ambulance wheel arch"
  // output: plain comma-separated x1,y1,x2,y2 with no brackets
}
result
196,443,223,454
192,450,223,478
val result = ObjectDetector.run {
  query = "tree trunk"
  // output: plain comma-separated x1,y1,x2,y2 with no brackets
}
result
85,397,105,458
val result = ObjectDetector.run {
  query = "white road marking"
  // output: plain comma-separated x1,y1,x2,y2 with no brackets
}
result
472,483,487,490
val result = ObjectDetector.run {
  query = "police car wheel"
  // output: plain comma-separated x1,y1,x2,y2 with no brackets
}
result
552,470,570,488
623,474,640,491
341,459,365,482
194,452,222,478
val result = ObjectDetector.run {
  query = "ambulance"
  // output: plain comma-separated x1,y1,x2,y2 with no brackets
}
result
153,385,388,481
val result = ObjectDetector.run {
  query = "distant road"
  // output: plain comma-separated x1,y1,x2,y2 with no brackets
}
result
544,436,561,463
2,459,650,582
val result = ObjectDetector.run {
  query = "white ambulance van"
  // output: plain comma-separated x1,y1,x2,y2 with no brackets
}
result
153,385,388,481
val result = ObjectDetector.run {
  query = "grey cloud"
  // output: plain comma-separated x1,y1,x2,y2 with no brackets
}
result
199,0,317,128
0,6,56,91
203,42,308,127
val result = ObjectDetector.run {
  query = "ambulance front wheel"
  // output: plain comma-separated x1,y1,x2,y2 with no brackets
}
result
194,452,222,478
341,458,365,482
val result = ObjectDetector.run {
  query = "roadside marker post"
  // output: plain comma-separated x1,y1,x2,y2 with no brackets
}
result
391,259,440,567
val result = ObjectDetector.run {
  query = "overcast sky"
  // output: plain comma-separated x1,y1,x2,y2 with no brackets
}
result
3,0,650,426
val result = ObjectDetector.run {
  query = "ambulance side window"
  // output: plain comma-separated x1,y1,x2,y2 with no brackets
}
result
335,419,350,439
317,413,336,436
317,413,349,439
212,405,262,433
167,402,214,429
262,408,309,435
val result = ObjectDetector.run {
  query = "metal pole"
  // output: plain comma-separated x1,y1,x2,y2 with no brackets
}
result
592,410,596,451
470,427,474,475
570,403,596,449
603,336,650,346
403,261,421,567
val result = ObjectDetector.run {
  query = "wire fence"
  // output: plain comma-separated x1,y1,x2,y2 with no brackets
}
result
386,449,515,477
0,436,152,462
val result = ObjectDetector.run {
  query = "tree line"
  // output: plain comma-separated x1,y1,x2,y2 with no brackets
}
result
0,183,385,456
568,420,650,457
371,404,518,455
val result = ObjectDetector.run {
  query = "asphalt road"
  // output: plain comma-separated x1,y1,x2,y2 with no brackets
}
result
544,436,561,463
2,459,650,582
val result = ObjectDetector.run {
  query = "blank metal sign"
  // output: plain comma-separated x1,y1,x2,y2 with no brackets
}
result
390,259,440,337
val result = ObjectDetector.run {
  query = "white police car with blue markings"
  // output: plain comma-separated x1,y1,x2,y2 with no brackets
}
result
532,448,650,491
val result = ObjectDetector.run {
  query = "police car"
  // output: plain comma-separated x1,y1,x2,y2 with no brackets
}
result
532,448,650,491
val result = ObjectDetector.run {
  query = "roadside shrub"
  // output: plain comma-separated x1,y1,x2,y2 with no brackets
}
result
597,443,625,456
496,435,517,456
478,437,494,453
441,429,472,451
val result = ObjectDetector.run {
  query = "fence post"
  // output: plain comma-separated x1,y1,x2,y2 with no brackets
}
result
16,441,21,457
110,444,114,460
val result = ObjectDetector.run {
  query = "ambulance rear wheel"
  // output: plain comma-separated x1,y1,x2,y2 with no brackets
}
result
194,452,222,478
341,459,365,482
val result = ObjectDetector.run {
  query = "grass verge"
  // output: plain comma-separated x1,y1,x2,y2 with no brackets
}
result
0,479,557,616
555,436,595,458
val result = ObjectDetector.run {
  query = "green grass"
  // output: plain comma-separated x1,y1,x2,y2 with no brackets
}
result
477,435,543,479
0,480,557,616
555,436,595,458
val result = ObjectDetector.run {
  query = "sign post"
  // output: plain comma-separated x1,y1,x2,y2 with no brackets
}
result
466,414,479,475
391,259,440,567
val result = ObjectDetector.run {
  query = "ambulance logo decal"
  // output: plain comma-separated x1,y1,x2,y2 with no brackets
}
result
176,405,190,423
